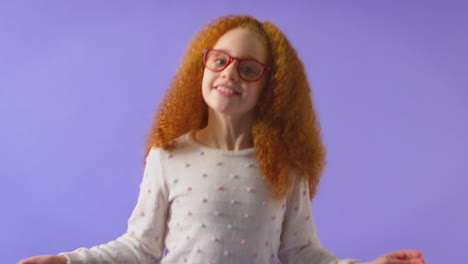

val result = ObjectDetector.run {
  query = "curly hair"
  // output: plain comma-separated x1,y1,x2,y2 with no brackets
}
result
145,15,326,200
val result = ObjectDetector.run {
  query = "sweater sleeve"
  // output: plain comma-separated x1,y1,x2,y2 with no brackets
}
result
278,176,364,264
60,148,170,264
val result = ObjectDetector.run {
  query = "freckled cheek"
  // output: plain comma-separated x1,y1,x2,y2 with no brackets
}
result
245,85,264,101
242,90,262,108
201,70,217,89
201,77,214,99
201,74,209,90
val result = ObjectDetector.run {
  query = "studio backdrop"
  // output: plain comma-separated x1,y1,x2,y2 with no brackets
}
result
1,1,467,263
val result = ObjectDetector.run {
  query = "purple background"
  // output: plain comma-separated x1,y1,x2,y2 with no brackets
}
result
2,1,467,263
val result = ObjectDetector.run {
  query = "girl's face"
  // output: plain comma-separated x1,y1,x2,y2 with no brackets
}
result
201,27,268,119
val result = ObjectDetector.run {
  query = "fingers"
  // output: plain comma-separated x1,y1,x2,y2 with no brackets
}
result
18,257,35,264
17,258,35,264
375,250,424,264
17,255,51,264
386,250,422,259
388,259,425,264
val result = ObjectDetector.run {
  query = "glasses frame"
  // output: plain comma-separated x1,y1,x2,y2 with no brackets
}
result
203,48,270,82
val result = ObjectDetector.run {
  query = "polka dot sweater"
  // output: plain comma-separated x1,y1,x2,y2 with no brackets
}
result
61,132,364,264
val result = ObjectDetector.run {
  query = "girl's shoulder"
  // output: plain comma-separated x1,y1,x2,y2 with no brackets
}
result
147,131,197,158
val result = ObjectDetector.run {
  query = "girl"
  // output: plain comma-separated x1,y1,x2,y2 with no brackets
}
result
18,15,424,264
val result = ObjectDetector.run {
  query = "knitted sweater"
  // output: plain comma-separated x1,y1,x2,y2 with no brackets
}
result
61,132,363,264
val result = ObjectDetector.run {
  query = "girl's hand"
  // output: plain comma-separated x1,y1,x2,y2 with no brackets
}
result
368,250,424,264
17,255,67,264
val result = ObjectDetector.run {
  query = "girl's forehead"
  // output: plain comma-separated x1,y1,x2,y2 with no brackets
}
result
213,28,267,62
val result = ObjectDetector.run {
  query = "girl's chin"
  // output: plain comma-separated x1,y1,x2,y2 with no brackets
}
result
207,106,254,120
209,106,236,116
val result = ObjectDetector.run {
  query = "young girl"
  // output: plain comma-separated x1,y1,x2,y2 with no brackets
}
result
19,15,424,264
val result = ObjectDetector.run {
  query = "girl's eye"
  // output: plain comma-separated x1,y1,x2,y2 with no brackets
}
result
240,65,260,77
214,59,227,66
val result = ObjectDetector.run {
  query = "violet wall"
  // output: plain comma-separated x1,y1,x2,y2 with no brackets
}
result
1,1,467,263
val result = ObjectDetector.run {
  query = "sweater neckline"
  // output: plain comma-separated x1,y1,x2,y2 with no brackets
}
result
185,131,256,156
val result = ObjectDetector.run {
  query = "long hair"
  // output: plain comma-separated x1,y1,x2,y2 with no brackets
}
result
145,15,326,200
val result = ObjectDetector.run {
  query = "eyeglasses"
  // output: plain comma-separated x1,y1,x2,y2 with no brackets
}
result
203,48,270,82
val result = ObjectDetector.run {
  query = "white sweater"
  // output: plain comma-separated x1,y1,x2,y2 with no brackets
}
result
61,132,363,264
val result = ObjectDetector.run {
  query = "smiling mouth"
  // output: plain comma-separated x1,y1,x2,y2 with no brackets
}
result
214,85,241,96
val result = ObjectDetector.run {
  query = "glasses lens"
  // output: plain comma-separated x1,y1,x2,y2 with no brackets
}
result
238,60,264,81
205,50,229,71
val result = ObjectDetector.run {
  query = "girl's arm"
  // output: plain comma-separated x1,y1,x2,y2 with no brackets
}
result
278,176,364,264
279,176,424,264
60,148,170,264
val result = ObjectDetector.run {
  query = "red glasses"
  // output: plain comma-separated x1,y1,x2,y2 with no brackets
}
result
203,48,270,82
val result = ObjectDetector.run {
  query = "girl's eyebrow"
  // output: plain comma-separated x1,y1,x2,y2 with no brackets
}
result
217,48,261,61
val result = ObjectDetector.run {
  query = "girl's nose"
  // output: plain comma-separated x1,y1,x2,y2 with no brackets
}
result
221,60,240,81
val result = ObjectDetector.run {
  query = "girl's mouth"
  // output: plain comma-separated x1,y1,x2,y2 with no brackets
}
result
214,85,241,96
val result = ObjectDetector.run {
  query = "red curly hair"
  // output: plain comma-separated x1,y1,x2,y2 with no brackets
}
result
145,15,326,200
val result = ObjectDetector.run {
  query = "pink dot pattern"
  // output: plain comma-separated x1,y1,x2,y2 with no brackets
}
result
61,132,364,264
